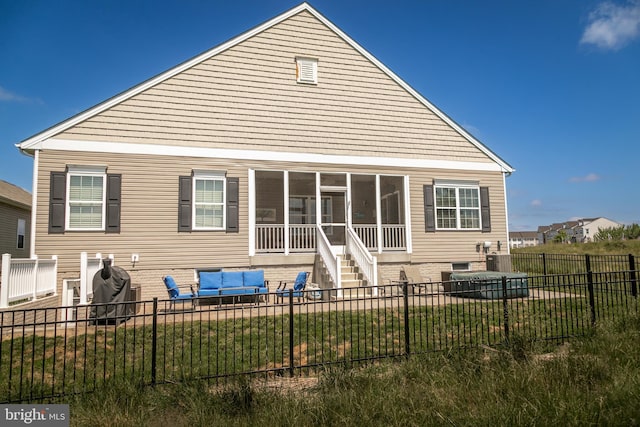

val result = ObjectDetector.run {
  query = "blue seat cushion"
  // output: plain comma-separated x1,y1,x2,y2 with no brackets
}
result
163,276,180,298
276,289,303,298
243,270,265,287
198,288,220,297
219,287,256,296
222,271,244,288
200,271,222,290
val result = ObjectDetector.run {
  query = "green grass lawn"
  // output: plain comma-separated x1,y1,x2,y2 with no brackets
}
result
512,240,640,256
65,313,640,426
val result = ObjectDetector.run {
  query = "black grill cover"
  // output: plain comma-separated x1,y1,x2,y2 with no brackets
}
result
89,260,132,324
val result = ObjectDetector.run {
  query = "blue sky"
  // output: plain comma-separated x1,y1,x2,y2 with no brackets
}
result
1,0,639,231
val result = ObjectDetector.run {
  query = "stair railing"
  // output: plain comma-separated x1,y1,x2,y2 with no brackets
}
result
316,225,341,294
346,227,378,296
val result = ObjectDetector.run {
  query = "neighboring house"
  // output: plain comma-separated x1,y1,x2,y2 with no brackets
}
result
537,218,621,244
508,231,539,248
16,3,514,299
0,180,31,259
573,217,621,242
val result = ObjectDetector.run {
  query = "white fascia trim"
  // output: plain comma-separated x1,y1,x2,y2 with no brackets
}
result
18,3,513,174
42,138,506,172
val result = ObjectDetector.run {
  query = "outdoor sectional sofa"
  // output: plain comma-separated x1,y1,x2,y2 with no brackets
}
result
197,269,269,303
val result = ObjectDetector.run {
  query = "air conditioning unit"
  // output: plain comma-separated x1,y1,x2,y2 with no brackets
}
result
486,255,512,272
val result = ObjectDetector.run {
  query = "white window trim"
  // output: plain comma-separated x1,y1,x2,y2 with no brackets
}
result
296,57,318,84
451,262,471,271
192,171,226,231
434,182,481,231
66,166,107,231
17,218,26,249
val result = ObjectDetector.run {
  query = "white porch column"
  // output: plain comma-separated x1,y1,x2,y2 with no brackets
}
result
248,169,256,256
284,171,290,256
375,175,383,254
404,175,413,254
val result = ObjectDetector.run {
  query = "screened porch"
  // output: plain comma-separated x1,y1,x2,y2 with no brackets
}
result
251,170,409,254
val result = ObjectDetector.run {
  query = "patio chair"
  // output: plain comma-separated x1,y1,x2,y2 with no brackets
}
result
162,275,198,310
399,265,436,295
275,271,310,303
376,266,397,296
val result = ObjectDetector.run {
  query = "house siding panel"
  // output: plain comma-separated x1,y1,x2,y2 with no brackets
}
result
54,11,490,164
35,150,507,276
25,6,512,299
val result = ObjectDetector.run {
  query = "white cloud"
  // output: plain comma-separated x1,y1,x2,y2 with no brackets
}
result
580,1,640,50
569,173,601,183
530,199,543,207
0,86,43,104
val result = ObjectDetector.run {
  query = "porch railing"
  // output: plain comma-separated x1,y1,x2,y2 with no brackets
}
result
0,254,57,308
353,224,406,251
255,225,285,253
289,224,316,252
257,224,406,253
79,252,113,305
255,224,316,253
346,227,378,295
382,224,407,250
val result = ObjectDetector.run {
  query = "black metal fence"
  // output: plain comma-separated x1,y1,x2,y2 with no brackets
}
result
0,266,638,403
510,252,639,275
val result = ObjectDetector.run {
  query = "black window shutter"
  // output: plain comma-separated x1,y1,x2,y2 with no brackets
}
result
49,172,66,234
226,177,239,233
178,176,192,232
424,184,435,232
105,174,121,233
480,186,491,232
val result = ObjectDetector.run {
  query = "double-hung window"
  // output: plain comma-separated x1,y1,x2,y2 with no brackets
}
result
193,172,226,230
67,166,106,231
435,183,481,230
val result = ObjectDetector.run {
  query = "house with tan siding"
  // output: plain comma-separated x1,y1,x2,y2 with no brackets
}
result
16,3,514,300
0,180,31,260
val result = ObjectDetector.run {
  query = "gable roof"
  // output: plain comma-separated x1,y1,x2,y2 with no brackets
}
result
17,2,513,174
509,231,538,239
0,180,31,209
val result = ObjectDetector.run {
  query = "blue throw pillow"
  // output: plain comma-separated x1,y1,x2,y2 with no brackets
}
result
222,271,244,288
200,271,222,289
243,270,265,287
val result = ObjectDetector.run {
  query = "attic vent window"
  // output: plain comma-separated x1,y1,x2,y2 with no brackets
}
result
296,57,318,84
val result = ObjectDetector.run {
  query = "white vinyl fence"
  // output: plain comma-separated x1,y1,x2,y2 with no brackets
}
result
0,254,58,308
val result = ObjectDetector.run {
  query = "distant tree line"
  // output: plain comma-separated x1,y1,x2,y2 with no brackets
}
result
594,224,640,241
